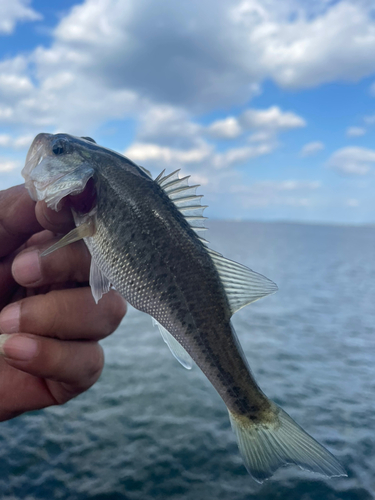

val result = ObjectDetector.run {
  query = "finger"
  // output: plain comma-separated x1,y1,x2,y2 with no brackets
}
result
12,239,91,287
0,253,20,309
0,333,104,403
35,199,75,234
0,288,127,340
0,359,57,421
0,185,42,258
26,230,56,248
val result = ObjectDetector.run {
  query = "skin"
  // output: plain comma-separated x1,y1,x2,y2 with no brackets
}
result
0,185,127,421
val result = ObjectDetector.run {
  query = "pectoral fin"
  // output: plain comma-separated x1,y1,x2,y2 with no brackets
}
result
89,258,111,303
41,219,96,257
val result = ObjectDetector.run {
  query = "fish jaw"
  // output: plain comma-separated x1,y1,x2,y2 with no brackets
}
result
22,133,95,211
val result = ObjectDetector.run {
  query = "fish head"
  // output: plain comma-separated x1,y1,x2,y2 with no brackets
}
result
22,133,97,211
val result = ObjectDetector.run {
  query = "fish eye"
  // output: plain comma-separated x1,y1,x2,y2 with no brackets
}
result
52,140,66,155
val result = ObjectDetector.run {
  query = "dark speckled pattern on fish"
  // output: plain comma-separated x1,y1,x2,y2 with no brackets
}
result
22,133,347,483
89,163,270,418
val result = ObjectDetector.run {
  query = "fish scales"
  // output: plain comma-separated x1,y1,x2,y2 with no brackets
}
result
91,163,268,417
22,133,347,483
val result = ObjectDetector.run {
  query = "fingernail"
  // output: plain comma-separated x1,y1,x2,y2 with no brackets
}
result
0,334,39,361
12,250,41,284
0,303,20,334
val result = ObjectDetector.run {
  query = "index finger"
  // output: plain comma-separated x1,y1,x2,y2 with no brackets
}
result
0,185,42,258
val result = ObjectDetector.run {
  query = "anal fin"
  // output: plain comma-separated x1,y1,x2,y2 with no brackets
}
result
152,318,193,370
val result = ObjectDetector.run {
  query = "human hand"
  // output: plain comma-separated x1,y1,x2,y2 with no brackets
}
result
0,185,126,421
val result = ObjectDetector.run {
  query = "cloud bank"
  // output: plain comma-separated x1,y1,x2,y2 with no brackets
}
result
2,0,375,134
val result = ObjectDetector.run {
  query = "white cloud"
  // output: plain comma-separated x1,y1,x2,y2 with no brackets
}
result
2,1,375,223
125,141,212,166
0,1,41,35
370,81,375,96
188,173,210,186
240,106,306,130
0,0,373,135
328,146,375,175
212,144,275,169
0,57,34,100
125,104,299,173
0,73,33,94
136,106,202,148
235,0,375,89
300,141,325,157
205,106,305,141
5,0,375,131
0,55,141,133
207,117,242,139
125,140,275,171
12,134,34,149
0,133,34,149
248,131,274,143
346,126,366,137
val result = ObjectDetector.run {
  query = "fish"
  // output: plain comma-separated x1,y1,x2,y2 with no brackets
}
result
22,132,346,483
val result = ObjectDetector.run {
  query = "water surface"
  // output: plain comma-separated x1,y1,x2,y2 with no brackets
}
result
0,221,374,499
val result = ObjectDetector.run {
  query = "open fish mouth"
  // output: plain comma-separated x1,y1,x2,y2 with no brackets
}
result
22,132,95,211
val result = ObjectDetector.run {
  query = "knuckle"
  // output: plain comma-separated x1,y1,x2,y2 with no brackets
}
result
104,293,127,334
50,342,104,401
44,293,65,337
86,343,104,383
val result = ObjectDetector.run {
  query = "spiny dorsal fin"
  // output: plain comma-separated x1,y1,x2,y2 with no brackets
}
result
139,165,153,178
154,169,277,313
156,169,207,235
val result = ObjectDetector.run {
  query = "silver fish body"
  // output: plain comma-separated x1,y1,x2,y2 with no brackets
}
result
87,159,267,417
22,133,346,483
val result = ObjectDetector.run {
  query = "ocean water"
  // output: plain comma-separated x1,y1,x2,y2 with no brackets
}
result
0,220,374,499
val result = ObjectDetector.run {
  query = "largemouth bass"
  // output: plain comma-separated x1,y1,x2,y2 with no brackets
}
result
22,133,346,483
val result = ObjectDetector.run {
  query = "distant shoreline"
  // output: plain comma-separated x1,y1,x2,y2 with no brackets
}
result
207,218,375,229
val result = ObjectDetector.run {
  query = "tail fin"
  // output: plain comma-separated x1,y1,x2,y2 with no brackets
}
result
228,402,346,483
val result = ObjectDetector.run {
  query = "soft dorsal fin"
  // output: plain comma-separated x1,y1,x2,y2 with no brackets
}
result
156,169,207,235
152,318,193,370
155,169,277,313
207,249,278,315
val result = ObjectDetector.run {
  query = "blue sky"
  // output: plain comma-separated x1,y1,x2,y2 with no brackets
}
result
1,0,375,224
